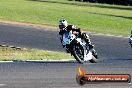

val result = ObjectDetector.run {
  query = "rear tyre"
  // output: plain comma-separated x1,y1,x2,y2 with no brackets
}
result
92,51,98,59
89,55,98,63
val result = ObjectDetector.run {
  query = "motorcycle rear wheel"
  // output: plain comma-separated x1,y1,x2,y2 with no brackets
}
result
89,55,98,63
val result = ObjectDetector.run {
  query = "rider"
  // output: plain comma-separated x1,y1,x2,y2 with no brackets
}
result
58,19,94,49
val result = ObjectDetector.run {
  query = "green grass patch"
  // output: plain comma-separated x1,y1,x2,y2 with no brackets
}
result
0,0,132,35
0,46,73,61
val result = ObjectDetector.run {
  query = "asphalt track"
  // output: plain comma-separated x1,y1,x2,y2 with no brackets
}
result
0,23,132,88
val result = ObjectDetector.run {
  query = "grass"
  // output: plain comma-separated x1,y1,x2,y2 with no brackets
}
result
0,46,73,61
0,0,132,35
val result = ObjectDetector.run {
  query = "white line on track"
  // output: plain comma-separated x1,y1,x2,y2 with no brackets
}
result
91,33,129,38
0,84,6,86
0,59,76,63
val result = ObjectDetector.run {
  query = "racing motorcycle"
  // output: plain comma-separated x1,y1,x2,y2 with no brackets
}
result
60,31,98,64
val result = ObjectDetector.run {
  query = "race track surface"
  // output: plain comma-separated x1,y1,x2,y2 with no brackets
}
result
0,23,132,88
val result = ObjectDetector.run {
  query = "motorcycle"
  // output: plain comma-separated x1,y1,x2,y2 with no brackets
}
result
60,30,98,64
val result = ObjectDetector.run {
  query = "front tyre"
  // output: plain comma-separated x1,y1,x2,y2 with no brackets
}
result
72,45,84,64
92,50,98,59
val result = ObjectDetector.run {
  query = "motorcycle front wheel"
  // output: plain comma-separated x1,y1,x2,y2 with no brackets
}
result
72,44,85,64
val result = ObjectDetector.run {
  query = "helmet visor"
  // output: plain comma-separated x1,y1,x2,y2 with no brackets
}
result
59,25,65,29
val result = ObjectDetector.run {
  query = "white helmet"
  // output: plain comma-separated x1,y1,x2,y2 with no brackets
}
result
59,19,68,29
